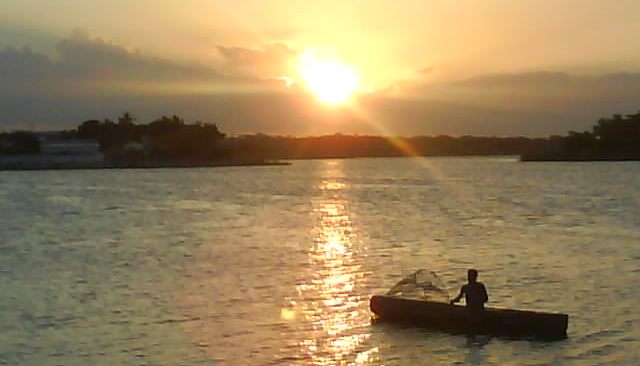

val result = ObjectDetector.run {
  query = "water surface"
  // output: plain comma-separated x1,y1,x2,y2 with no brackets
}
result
1,157,639,365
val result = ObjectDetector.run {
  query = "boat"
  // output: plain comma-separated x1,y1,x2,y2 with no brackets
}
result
370,270,569,339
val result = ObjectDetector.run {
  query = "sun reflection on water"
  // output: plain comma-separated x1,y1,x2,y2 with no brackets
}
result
177,159,378,365
291,160,377,365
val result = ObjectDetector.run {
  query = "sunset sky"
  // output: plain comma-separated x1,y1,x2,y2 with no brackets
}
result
2,1,640,136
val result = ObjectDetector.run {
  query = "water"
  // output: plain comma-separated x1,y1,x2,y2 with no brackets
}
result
1,157,639,365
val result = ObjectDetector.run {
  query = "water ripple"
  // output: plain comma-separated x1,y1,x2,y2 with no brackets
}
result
1,158,639,365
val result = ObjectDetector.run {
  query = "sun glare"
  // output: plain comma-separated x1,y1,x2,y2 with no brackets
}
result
298,48,360,105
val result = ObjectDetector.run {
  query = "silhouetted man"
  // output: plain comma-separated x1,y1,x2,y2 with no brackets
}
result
450,269,488,310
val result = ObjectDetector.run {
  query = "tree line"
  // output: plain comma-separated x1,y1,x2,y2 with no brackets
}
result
2,110,639,161
228,133,550,160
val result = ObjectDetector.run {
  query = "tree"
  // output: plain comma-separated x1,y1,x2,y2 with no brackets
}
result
77,119,102,139
118,111,136,127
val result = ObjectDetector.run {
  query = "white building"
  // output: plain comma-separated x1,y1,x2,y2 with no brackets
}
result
0,134,104,169
39,139,103,163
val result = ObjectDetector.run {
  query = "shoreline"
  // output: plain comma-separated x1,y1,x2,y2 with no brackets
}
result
0,160,290,171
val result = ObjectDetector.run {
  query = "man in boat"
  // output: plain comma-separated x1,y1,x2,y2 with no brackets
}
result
449,269,488,310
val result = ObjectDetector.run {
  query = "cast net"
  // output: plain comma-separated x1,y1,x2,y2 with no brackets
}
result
386,269,450,303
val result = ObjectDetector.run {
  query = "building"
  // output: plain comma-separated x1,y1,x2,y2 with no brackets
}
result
0,132,104,169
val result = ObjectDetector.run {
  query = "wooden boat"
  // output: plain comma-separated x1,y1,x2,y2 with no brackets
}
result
370,295,569,339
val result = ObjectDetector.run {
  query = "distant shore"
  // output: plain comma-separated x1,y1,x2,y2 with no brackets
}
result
520,152,640,162
0,159,290,171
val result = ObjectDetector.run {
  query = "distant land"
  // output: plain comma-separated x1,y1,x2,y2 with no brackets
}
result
0,114,288,170
232,110,640,162
1,110,639,170
520,111,640,161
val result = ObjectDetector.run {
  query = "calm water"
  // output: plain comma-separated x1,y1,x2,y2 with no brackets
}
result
1,157,639,365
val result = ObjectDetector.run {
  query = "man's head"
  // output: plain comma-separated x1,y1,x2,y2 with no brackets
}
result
467,269,478,283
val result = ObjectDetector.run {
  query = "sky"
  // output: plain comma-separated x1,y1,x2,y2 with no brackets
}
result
2,0,640,136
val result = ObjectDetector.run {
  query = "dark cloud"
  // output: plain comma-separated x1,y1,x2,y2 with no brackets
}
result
357,96,579,137
53,36,222,82
0,45,53,83
0,24,59,52
466,72,640,118
0,32,268,95
456,71,640,95
457,71,572,88
394,71,640,134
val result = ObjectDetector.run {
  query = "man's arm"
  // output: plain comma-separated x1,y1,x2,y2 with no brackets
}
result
450,286,464,305
481,284,488,304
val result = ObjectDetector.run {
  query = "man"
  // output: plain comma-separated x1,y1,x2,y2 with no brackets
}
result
449,269,488,310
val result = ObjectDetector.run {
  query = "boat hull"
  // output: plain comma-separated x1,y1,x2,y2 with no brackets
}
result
370,295,568,339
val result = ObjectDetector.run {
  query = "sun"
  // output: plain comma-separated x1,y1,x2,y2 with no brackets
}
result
298,48,360,105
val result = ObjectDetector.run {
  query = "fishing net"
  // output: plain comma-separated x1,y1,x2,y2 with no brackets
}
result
386,269,450,303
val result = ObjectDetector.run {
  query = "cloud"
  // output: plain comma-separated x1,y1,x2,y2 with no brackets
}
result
0,24,59,53
457,71,573,88
0,45,53,83
453,71,640,98
216,43,296,77
0,31,279,96
54,34,222,82
2,32,640,137
0,33,300,130
356,95,577,137
393,71,640,129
